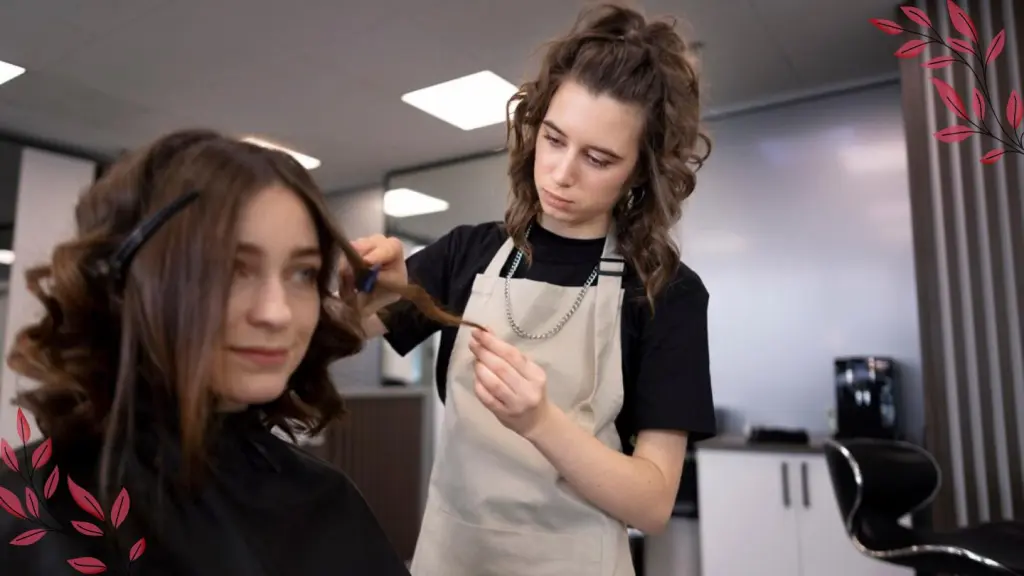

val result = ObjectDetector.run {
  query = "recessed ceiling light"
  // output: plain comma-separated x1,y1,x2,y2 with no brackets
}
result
383,188,449,218
0,249,15,265
401,70,518,131
241,136,321,170
0,60,25,87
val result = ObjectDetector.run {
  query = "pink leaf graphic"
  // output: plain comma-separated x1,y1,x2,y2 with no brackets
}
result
924,56,957,69
67,476,105,521
981,149,1006,164
0,485,26,519
10,528,47,546
16,408,30,444
932,78,969,119
111,487,130,528
30,438,51,469
67,557,107,574
43,465,60,499
934,125,975,143
972,88,986,119
986,30,1006,65
901,6,933,28
870,18,904,35
71,520,104,537
0,439,18,472
1007,91,1023,129
896,39,930,58
129,538,146,562
24,488,39,518
949,38,975,54
947,0,979,43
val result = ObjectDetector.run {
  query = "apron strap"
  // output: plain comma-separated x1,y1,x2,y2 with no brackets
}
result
584,229,625,414
485,236,518,277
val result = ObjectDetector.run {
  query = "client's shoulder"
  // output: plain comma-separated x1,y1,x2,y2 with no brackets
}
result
263,431,361,493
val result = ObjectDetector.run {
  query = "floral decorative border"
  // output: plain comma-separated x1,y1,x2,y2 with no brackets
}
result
1,408,145,574
871,0,1022,164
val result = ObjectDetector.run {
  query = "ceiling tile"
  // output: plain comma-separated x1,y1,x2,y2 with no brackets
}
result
747,0,902,86
0,2,92,69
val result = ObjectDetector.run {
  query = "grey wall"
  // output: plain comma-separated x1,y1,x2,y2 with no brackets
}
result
384,82,926,442
388,153,507,241
0,147,96,443
0,140,18,360
0,140,21,285
325,184,387,391
674,83,923,440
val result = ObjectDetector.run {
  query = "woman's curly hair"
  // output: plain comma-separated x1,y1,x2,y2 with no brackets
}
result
505,1,712,307
6,129,465,479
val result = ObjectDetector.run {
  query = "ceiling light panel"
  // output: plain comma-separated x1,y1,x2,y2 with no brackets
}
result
383,188,450,218
0,60,26,87
401,70,518,131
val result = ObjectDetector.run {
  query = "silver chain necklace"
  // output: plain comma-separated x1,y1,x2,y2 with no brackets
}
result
504,225,600,340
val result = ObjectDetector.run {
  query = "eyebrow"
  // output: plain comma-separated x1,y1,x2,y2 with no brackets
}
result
542,120,624,161
236,242,321,260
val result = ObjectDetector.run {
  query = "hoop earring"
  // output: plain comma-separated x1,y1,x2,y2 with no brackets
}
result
626,187,646,211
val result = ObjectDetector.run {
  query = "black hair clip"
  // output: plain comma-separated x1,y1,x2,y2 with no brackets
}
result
356,264,381,294
104,190,201,289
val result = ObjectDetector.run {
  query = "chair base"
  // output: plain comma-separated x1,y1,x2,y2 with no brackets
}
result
863,521,1024,576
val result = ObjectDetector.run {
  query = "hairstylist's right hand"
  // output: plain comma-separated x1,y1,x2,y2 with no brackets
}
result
343,234,407,316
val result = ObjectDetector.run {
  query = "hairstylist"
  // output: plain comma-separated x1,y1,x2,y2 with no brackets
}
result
353,4,717,575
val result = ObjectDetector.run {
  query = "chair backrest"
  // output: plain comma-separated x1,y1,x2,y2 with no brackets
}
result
823,438,941,535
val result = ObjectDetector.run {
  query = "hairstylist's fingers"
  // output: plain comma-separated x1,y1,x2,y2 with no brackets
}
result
350,235,384,257
360,236,404,268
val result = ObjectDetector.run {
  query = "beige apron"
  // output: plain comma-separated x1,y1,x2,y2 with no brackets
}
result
410,231,635,576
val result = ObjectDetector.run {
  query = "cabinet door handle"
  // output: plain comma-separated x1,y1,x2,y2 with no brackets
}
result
781,462,791,508
801,462,810,508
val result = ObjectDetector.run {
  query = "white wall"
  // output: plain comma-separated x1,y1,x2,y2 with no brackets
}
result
0,148,96,443
383,82,925,442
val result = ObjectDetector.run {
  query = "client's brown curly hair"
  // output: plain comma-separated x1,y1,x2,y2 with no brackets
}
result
6,129,464,478
506,1,712,308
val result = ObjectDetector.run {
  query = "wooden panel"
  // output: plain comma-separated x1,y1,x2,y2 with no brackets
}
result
305,395,425,561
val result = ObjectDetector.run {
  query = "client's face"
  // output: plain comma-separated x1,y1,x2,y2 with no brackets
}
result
216,184,322,408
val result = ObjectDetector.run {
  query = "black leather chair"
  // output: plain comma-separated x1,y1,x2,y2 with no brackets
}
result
823,438,1024,575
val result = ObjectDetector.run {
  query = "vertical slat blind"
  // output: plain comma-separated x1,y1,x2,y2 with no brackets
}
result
900,0,1024,529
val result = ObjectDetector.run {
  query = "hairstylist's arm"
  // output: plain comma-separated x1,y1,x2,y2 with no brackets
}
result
469,328,685,535
469,283,711,535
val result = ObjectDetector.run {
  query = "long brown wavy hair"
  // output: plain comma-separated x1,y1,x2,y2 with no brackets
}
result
6,129,466,480
506,1,712,307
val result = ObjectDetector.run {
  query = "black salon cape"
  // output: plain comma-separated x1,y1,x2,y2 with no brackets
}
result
0,410,411,576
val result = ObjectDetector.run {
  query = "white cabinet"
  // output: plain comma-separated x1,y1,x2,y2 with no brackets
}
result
696,447,912,576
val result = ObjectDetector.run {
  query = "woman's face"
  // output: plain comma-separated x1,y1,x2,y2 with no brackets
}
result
216,184,323,409
533,78,645,238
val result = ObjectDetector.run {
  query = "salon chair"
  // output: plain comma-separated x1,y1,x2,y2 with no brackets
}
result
823,438,1024,575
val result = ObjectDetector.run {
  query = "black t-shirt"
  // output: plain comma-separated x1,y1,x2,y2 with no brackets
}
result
382,221,717,451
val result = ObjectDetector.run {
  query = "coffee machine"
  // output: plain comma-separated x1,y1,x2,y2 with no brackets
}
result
833,356,900,440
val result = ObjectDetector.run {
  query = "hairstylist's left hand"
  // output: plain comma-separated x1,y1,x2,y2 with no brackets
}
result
468,328,553,437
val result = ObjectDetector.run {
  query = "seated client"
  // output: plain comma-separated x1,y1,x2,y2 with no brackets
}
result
0,129,460,575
